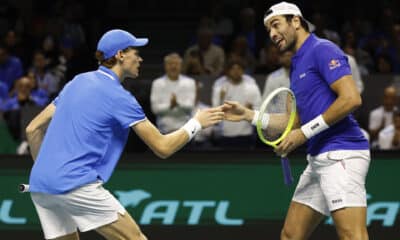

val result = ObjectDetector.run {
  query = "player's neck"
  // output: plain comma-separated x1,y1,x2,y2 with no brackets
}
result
110,65,124,82
295,31,310,52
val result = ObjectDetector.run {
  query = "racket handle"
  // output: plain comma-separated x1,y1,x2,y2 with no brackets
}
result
18,184,30,193
281,157,294,186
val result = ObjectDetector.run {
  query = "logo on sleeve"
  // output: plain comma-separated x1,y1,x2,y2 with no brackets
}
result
329,59,341,70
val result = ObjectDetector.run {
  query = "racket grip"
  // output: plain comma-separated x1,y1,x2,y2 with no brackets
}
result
281,157,294,186
18,184,30,193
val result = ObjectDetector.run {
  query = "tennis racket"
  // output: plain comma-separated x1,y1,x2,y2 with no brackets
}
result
256,87,296,185
18,184,30,193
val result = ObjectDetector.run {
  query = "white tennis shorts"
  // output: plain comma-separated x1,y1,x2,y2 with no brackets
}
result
31,181,126,239
292,150,370,216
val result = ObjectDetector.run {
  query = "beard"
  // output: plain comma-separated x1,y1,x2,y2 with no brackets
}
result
280,36,296,53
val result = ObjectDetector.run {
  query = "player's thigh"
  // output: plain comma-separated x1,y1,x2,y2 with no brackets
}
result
331,207,368,240
31,193,78,239
53,232,80,240
281,201,325,240
95,212,147,240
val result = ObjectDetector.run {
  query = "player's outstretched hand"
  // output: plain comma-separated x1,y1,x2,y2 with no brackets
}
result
194,107,225,128
222,101,254,122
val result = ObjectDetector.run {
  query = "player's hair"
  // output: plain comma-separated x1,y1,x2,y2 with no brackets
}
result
284,15,310,32
95,47,135,68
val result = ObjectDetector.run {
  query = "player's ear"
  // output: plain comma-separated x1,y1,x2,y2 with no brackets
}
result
116,50,124,62
292,16,301,30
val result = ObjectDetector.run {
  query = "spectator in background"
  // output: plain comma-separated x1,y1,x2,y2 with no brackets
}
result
29,50,60,99
228,36,256,74
151,53,196,133
191,81,213,148
0,43,23,91
262,50,293,100
369,86,398,147
3,29,26,65
256,41,280,74
0,81,7,102
312,12,340,45
1,76,48,141
198,0,234,47
375,53,393,74
42,35,61,69
391,23,400,73
212,58,261,148
378,110,400,150
183,27,225,76
236,7,258,56
347,54,364,94
342,29,373,76
373,12,400,74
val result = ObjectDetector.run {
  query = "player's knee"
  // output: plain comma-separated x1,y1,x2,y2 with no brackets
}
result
336,226,368,240
280,226,299,240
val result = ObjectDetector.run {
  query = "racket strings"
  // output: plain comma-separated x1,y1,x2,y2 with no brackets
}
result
262,91,293,142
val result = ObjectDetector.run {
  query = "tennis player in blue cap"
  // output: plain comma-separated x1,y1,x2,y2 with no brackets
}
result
25,29,224,240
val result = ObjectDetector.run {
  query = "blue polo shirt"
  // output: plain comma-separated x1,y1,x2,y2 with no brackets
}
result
290,34,369,156
29,66,146,194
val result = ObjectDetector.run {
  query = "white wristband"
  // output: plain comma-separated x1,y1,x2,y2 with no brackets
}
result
300,115,329,139
181,118,202,141
251,110,270,130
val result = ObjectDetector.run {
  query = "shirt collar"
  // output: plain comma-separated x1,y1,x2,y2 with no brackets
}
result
293,33,316,59
98,66,120,82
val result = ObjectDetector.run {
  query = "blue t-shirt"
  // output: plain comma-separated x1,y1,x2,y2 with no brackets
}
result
29,66,146,194
290,34,369,156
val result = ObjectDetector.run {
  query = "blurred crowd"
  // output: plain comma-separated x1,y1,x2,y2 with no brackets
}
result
1,0,400,153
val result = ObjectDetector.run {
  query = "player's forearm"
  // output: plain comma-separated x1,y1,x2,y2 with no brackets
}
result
26,128,45,161
156,130,190,159
300,94,361,140
322,94,362,126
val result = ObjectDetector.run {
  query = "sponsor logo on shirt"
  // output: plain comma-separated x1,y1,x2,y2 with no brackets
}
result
329,59,341,70
299,73,306,79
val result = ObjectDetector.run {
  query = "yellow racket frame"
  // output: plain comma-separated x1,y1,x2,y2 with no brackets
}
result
256,87,297,148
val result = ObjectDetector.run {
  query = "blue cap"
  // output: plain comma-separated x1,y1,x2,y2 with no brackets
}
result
97,29,148,59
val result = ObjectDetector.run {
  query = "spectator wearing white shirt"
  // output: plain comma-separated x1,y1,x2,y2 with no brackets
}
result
190,81,214,148
378,110,400,150
347,54,364,94
369,86,398,146
212,59,261,148
262,50,293,100
150,53,196,133
29,50,61,99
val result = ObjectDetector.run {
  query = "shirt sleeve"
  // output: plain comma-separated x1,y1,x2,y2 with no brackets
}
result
52,81,73,106
314,43,352,85
113,91,146,128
